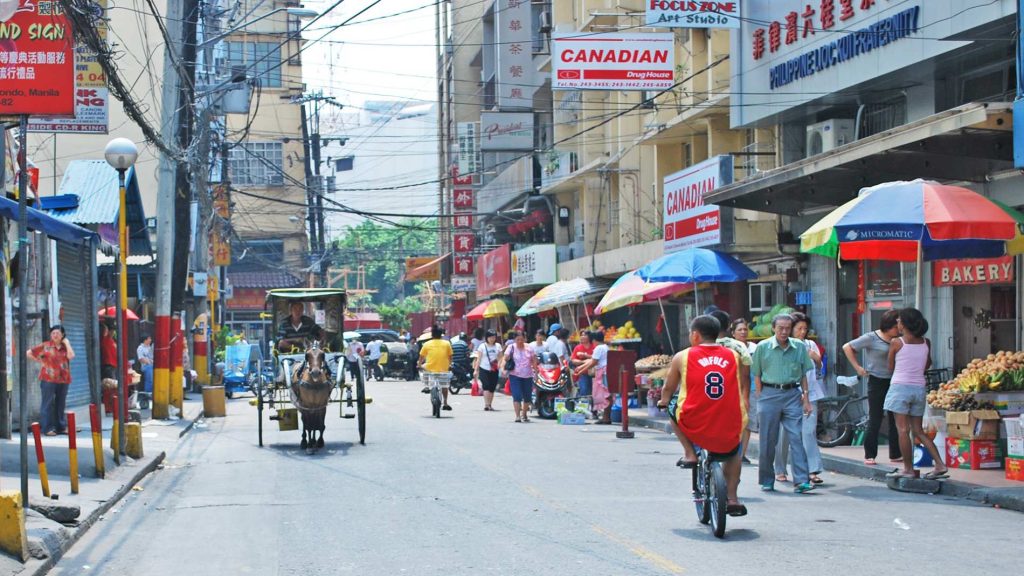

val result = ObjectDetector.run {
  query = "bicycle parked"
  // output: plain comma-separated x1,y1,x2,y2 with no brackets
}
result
816,375,869,448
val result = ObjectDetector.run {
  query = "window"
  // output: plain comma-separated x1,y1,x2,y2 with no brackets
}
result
749,283,775,312
225,41,281,87
230,142,284,186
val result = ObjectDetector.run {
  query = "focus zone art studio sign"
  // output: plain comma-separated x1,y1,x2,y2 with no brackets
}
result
0,1,75,116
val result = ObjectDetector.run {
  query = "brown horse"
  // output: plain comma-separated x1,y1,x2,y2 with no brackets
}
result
290,340,334,452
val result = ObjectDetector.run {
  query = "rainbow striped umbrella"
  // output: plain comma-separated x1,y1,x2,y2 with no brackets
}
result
594,271,697,314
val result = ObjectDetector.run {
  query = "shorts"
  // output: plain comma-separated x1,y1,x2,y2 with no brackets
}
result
478,369,498,392
704,443,741,461
883,383,926,417
666,391,679,424
508,375,533,403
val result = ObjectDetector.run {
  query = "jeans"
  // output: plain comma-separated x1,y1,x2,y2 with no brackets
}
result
508,375,533,403
774,402,822,475
39,381,69,434
576,373,592,397
865,375,901,460
758,386,809,485
141,364,154,393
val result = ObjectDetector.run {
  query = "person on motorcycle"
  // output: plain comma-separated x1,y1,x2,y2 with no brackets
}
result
450,333,471,387
419,326,454,411
658,315,748,517
545,324,569,363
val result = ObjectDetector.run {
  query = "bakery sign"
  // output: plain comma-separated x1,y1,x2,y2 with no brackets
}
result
933,256,1014,287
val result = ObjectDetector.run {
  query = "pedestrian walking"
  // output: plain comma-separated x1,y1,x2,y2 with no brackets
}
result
499,331,537,422
843,309,902,466
26,325,75,436
574,331,611,424
570,331,595,398
473,330,502,411
729,318,758,463
773,312,825,485
752,313,815,493
100,323,117,380
884,308,949,480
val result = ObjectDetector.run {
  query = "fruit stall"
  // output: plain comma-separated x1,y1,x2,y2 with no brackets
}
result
926,350,1024,480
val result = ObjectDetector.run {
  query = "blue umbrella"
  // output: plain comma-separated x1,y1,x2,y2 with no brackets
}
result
637,248,757,283
636,248,757,314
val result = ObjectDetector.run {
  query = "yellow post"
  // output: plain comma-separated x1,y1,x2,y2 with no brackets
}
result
170,313,184,412
67,412,79,494
194,313,209,386
0,491,28,561
125,422,143,458
110,395,120,463
90,404,104,478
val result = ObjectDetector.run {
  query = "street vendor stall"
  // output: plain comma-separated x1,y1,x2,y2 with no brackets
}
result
515,278,610,333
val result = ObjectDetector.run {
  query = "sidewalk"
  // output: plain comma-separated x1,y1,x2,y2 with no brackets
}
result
625,407,1024,513
0,396,205,575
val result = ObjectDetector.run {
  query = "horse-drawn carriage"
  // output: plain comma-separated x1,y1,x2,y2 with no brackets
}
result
256,288,369,452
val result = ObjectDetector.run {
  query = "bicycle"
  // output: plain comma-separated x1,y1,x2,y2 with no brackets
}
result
421,371,451,418
684,446,729,539
816,375,869,448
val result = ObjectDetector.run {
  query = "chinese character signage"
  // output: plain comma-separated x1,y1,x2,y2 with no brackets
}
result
0,1,75,116
451,276,477,292
476,244,511,298
662,156,731,253
480,112,533,151
28,0,108,133
453,213,474,229
552,33,674,91
453,256,474,276
646,0,741,28
511,244,556,288
496,0,536,108
454,188,474,209
210,231,231,266
456,122,480,176
453,233,475,253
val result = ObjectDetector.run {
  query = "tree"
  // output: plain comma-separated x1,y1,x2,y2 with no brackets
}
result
330,219,438,304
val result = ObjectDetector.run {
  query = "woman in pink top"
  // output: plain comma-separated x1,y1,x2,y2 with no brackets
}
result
499,331,538,423
884,307,948,480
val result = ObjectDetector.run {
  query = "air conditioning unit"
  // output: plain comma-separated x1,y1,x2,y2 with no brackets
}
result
806,119,855,156
539,11,552,33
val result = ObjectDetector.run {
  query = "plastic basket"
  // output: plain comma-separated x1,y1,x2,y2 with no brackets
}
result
1006,416,1024,438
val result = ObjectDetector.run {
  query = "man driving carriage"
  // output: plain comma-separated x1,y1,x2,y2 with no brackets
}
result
277,302,325,352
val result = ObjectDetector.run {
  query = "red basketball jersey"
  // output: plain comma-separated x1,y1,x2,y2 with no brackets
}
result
674,344,746,453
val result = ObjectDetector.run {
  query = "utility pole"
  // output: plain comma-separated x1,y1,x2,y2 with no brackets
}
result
299,104,319,268
155,0,198,419
297,92,343,286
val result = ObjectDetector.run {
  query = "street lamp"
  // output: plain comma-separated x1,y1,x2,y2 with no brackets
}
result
198,7,320,48
104,138,138,458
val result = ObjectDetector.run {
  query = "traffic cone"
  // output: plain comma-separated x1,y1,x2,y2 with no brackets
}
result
504,378,511,395
471,378,481,396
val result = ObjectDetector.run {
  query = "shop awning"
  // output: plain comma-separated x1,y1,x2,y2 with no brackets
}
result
0,196,96,246
706,103,1013,215
407,253,449,281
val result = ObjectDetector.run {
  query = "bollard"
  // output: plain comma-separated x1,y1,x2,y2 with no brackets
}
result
111,394,121,465
170,313,184,413
66,412,79,494
616,365,634,439
89,404,105,479
125,422,143,458
30,423,50,498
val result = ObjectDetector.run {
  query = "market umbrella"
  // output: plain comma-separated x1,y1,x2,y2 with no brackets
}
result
98,306,139,321
466,299,509,321
799,180,1018,304
594,270,699,352
636,248,757,316
343,331,362,341
515,278,609,318
991,199,1024,255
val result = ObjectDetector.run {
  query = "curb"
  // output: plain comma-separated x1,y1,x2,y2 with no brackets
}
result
627,413,1024,513
179,410,205,438
26,451,166,576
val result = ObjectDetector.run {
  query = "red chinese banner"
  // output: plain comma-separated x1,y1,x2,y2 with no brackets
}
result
0,2,75,115
476,244,511,298
453,256,474,276
453,213,474,229
454,188,474,209
453,232,475,253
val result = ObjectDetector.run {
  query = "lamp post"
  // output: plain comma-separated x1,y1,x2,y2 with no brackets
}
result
104,138,138,456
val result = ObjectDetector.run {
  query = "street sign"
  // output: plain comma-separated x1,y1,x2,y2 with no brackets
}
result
0,2,76,116
192,272,208,297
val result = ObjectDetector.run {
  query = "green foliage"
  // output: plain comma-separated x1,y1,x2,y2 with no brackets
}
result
331,219,438,304
375,297,426,331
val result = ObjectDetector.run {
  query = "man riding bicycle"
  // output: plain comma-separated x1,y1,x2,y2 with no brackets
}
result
658,315,748,517
418,326,454,411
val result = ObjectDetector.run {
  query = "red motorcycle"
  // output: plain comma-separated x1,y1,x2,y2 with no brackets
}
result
534,350,572,419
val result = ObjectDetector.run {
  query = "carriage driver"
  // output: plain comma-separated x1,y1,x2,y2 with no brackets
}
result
277,302,324,352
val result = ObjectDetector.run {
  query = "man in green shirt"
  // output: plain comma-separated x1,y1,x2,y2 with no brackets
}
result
751,313,815,494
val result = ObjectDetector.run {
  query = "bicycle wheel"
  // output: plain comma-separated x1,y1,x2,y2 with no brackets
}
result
816,402,852,448
356,370,367,445
693,456,710,525
431,385,442,418
709,461,728,538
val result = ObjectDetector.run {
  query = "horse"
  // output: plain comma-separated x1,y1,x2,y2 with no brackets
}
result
289,340,334,453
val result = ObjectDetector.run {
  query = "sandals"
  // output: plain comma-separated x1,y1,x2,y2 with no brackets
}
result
676,457,697,469
923,470,949,480
863,458,877,466
521,416,530,422
810,475,824,485
726,503,748,517
885,470,915,479
775,474,789,483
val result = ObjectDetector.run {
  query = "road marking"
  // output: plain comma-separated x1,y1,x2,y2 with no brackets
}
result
591,525,686,574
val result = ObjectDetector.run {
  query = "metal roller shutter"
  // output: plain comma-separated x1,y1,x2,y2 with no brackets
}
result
57,243,91,407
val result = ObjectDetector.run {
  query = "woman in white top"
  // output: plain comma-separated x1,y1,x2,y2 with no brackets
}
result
473,330,502,411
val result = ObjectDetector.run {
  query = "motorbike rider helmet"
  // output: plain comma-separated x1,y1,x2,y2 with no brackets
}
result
548,323,562,336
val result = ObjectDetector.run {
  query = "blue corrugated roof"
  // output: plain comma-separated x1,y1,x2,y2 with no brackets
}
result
48,160,152,256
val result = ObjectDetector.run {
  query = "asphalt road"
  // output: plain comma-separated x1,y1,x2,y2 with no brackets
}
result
49,378,1021,576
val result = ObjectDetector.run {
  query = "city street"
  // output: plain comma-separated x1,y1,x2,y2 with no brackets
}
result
49,379,1022,576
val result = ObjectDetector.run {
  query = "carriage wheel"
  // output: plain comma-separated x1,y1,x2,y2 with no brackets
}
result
257,377,264,447
357,374,367,445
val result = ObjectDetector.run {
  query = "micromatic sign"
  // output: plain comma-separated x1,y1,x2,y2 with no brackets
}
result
769,6,919,90
841,228,919,241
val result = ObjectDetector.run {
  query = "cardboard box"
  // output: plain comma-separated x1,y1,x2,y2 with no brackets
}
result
946,410,1000,440
1007,437,1024,459
1006,458,1024,482
558,412,586,425
946,438,1004,470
